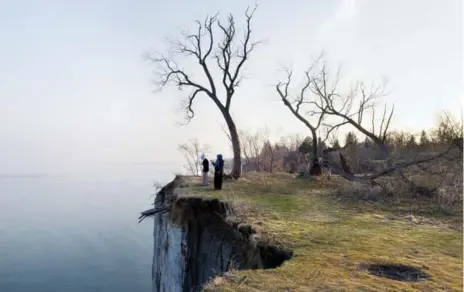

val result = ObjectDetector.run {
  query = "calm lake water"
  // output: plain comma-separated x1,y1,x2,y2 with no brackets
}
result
0,169,175,292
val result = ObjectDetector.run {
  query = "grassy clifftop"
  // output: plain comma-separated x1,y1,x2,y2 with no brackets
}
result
181,172,462,292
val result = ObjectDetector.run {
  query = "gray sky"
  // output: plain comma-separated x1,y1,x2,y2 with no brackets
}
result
0,0,462,176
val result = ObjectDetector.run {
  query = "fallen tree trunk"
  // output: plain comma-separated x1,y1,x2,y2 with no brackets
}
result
328,143,458,182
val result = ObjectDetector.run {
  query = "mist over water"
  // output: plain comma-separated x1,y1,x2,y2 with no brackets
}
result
0,166,176,292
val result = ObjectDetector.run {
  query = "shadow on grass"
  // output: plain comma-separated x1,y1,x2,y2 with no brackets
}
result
361,263,431,282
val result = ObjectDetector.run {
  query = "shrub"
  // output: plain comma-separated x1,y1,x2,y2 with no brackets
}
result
332,181,386,201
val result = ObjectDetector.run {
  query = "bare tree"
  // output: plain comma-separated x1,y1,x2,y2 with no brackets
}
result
279,55,463,196
308,61,393,158
278,134,305,173
178,139,211,176
239,129,266,172
276,61,328,165
265,142,288,173
278,56,393,159
433,111,464,145
280,134,304,152
146,7,260,179
259,141,279,173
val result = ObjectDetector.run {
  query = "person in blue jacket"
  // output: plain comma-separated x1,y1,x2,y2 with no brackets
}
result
211,154,224,190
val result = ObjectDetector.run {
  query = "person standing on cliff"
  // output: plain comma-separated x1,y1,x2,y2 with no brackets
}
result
212,154,224,190
200,153,209,186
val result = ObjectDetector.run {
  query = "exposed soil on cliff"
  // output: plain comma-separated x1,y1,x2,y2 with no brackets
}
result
143,177,295,292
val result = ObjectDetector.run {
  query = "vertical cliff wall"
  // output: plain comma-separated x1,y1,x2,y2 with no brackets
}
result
140,177,292,292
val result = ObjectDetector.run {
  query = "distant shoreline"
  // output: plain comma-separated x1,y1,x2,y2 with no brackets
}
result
0,174,65,179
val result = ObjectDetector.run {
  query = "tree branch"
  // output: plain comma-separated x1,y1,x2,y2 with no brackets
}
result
147,7,260,127
214,5,260,111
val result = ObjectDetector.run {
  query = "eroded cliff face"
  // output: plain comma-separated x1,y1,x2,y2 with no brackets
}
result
146,177,292,292
152,205,185,291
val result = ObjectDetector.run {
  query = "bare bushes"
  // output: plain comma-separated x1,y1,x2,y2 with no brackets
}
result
240,128,291,173
332,174,463,214
178,139,211,176
332,181,388,202
437,185,463,214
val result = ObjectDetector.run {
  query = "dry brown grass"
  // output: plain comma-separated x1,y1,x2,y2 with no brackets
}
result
332,181,386,201
182,172,462,292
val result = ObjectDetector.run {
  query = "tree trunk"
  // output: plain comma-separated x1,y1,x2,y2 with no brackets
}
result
311,129,318,160
339,153,353,175
309,129,322,176
223,112,242,179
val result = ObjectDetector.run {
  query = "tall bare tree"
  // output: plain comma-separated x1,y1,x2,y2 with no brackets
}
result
310,66,393,158
276,63,327,164
147,7,260,179
278,56,393,161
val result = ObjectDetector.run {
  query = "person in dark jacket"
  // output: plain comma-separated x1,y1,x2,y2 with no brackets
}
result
200,153,209,186
212,154,224,190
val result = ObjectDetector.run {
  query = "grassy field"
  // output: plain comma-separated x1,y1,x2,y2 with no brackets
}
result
181,172,463,292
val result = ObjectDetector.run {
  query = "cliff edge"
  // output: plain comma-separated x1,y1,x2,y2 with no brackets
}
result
140,176,291,292
140,173,462,292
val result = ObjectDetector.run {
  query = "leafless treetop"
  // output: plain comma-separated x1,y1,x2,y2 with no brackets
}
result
146,6,260,123
277,56,394,155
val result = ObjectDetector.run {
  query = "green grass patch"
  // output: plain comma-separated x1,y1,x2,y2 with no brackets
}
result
182,172,463,292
